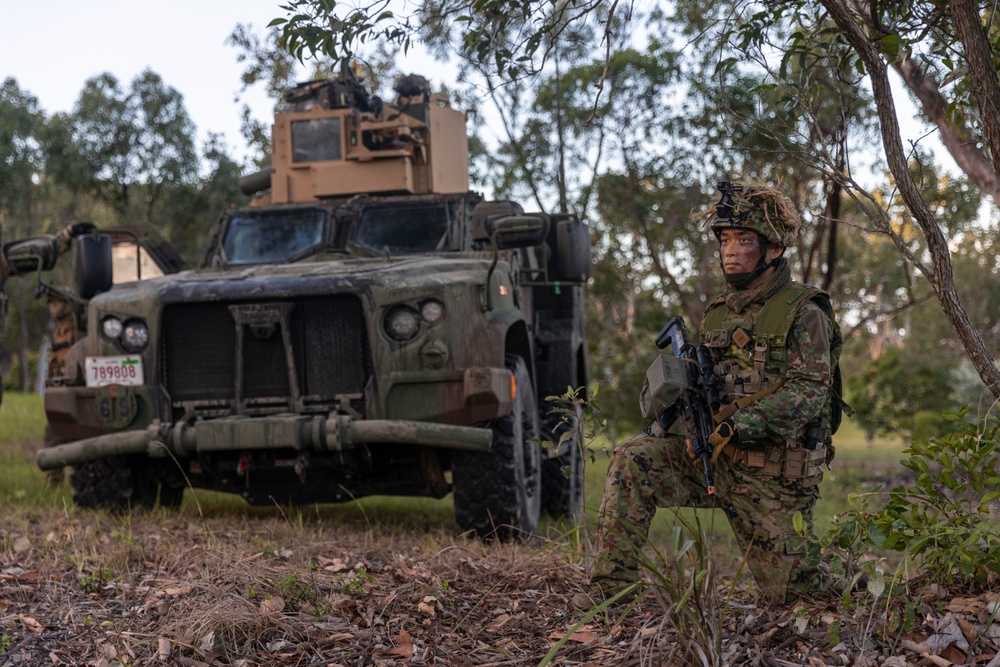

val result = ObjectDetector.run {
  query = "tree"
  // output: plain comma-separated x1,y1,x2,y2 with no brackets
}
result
0,78,48,391
227,23,300,166
809,0,1000,398
69,70,197,220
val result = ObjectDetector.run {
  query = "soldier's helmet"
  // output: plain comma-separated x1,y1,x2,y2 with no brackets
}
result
47,288,75,319
708,181,801,248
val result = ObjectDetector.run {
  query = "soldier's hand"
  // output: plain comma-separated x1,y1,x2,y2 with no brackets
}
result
69,222,97,237
708,418,736,463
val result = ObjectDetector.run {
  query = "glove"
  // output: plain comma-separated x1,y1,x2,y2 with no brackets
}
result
69,222,97,237
708,418,736,463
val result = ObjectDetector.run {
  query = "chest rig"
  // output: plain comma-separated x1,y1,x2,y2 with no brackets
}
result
699,284,832,485
700,285,823,398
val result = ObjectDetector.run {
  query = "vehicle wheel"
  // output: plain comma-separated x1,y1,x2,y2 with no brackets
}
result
540,404,584,521
452,355,542,540
71,456,184,511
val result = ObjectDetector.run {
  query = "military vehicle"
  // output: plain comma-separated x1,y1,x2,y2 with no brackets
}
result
36,65,592,539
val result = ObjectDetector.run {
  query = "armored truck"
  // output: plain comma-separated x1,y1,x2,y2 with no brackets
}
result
36,66,591,539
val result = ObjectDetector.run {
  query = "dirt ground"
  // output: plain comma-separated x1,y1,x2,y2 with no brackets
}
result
1,447,999,666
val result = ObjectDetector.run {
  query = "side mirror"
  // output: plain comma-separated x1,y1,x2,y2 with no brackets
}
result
75,234,113,299
2,235,60,274
551,218,593,283
471,200,524,243
489,215,549,250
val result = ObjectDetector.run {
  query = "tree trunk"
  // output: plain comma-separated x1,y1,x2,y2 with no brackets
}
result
947,0,1000,184
891,56,1000,199
16,292,30,392
822,0,1000,399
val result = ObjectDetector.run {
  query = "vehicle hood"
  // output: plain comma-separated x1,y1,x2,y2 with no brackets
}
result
91,254,498,308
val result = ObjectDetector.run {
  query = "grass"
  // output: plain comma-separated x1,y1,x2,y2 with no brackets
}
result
0,391,64,506
2,390,908,566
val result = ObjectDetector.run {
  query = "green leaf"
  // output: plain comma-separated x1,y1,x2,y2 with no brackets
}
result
866,524,887,550
867,568,885,598
792,511,806,535
878,35,901,60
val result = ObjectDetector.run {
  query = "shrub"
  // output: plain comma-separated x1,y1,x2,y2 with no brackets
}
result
823,409,1000,593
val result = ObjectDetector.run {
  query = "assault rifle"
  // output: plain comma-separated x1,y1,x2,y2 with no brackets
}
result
655,316,723,495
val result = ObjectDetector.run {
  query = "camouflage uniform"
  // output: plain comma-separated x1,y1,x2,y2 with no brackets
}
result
1,222,94,408
589,183,836,605
46,291,78,380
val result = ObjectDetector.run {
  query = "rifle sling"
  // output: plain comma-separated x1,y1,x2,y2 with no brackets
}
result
713,379,786,424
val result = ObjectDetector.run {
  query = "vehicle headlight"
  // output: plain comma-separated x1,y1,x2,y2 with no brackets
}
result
121,319,150,353
101,316,123,340
385,306,420,342
421,299,445,324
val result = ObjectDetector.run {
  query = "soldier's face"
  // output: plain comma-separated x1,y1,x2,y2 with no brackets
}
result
718,229,764,275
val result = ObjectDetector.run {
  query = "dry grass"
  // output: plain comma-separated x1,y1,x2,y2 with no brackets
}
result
3,392,961,666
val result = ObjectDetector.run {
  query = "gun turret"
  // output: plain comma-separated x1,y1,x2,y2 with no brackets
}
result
243,66,469,204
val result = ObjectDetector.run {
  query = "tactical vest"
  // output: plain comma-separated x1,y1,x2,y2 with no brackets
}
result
699,284,842,486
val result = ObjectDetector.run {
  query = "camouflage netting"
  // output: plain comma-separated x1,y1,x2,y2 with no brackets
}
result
695,181,802,247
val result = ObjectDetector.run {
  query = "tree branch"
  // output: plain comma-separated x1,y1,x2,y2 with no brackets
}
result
822,0,1000,398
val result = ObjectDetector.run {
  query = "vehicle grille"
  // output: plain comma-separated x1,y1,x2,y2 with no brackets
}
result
163,296,370,417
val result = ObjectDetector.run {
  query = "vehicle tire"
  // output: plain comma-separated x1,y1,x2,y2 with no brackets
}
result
540,404,584,521
452,355,542,540
71,456,184,511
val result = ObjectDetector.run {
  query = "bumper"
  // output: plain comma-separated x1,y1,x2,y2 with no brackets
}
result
37,414,493,471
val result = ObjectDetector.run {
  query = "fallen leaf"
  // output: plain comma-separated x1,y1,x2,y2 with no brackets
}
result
19,614,44,632
945,597,972,613
881,658,909,667
941,644,967,664
920,654,951,667
320,557,351,572
486,614,511,631
163,586,193,596
13,536,30,553
197,630,215,652
956,616,977,642
388,643,415,658
926,612,969,654
260,596,285,615
157,637,171,662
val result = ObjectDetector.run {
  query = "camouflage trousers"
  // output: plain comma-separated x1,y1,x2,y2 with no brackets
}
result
592,431,823,605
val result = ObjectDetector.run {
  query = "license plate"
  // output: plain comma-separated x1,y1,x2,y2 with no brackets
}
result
85,356,144,387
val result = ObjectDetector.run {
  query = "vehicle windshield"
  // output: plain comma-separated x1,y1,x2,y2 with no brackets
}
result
222,209,326,265
352,203,449,255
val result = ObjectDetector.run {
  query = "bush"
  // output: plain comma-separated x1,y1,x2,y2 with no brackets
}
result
823,409,1000,593
2,352,40,392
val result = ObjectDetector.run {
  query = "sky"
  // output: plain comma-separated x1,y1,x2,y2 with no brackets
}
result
0,1,965,192
1,1,340,164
